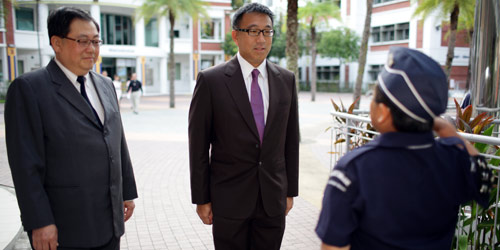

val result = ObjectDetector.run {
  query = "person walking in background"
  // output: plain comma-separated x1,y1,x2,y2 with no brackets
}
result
113,74,122,103
188,3,299,249
102,70,112,81
316,47,493,250
4,7,138,250
127,73,142,114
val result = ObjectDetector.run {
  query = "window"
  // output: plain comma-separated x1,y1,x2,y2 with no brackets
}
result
15,8,34,31
371,22,409,43
175,63,181,80
101,14,135,45
396,23,409,40
145,18,159,47
317,66,340,81
373,0,398,4
201,19,222,40
368,64,384,81
17,60,24,75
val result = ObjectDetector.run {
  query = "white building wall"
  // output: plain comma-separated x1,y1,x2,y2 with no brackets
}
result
12,0,231,95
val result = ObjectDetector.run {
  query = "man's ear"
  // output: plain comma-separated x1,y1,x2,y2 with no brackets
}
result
50,36,62,53
376,103,392,124
231,30,239,47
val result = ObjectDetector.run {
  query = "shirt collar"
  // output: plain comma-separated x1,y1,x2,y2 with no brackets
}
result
236,52,267,79
54,57,89,83
368,131,435,149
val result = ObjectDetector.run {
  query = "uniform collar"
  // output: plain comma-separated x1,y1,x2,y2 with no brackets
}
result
369,131,435,149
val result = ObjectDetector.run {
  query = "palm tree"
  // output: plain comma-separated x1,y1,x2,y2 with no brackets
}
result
299,0,340,102
136,0,208,108
413,0,476,86
286,0,299,93
353,0,373,108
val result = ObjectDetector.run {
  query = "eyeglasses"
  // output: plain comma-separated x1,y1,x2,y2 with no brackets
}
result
63,36,103,47
235,28,274,37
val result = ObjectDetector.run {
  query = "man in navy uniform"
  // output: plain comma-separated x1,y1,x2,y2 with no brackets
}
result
316,47,494,250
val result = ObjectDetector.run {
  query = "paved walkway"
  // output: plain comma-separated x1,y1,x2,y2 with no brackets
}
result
0,92,371,249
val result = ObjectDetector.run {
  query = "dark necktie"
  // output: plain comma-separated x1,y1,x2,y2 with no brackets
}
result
77,76,102,127
250,69,265,143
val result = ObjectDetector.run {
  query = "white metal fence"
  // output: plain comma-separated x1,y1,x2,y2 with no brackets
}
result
329,110,500,249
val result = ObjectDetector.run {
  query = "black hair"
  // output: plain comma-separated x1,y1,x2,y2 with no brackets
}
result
232,3,274,29
47,7,99,45
374,84,433,132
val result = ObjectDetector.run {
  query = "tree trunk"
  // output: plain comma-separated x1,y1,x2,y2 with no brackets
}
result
353,0,373,108
169,10,176,108
311,25,317,102
286,0,299,93
445,4,459,88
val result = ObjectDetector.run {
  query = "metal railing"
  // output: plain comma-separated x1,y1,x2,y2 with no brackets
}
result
329,110,500,249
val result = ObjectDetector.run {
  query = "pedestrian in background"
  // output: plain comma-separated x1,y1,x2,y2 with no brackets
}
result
113,74,122,103
316,47,493,250
189,3,299,249
4,6,137,250
127,73,142,114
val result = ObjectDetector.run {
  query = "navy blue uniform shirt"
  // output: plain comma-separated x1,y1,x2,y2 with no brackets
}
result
316,132,489,249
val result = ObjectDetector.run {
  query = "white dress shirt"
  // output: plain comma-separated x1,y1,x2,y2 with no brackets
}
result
54,58,104,124
236,52,270,123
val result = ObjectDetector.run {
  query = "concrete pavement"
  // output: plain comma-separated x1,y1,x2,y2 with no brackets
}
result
0,92,371,249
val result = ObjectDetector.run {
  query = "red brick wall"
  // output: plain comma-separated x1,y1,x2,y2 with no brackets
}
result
5,0,15,45
441,23,471,47
201,42,222,51
370,42,409,51
347,0,351,16
448,65,468,89
373,0,410,13
417,20,423,48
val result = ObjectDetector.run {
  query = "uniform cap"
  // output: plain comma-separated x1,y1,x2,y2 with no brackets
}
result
378,47,448,123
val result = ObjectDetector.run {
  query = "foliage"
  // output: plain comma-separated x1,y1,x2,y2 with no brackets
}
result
328,98,375,151
451,98,500,249
318,27,360,63
412,0,476,82
299,0,341,101
231,0,247,10
269,17,287,60
221,32,238,57
136,0,208,108
454,98,494,134
136,0,208,24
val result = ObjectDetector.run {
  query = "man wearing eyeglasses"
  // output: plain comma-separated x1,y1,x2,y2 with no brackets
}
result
189,2,299,249
4,7,137,250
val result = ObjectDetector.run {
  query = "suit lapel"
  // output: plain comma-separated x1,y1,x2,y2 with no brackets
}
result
224,57,260,140
264,61,281,141
48,60,102,129
89,72,110,126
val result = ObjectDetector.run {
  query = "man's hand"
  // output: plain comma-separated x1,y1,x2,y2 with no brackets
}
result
433,117,459,138
124,200,135,222
32,224,58,250
321,243,350,250
433,117,479,156
286,197,294,216
196,203,213,225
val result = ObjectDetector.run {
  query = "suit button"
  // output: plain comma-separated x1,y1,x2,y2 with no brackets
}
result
255,144,259,148
259,161,262,166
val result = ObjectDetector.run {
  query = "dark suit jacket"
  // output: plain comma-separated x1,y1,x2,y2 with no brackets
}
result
4,60,138,248
189,57,299,219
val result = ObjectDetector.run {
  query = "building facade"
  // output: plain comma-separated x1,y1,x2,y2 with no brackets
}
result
298,0,471,91
0,0,232,95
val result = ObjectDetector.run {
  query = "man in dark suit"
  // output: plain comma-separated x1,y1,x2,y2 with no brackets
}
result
4,7,137,250
188,3,299,249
